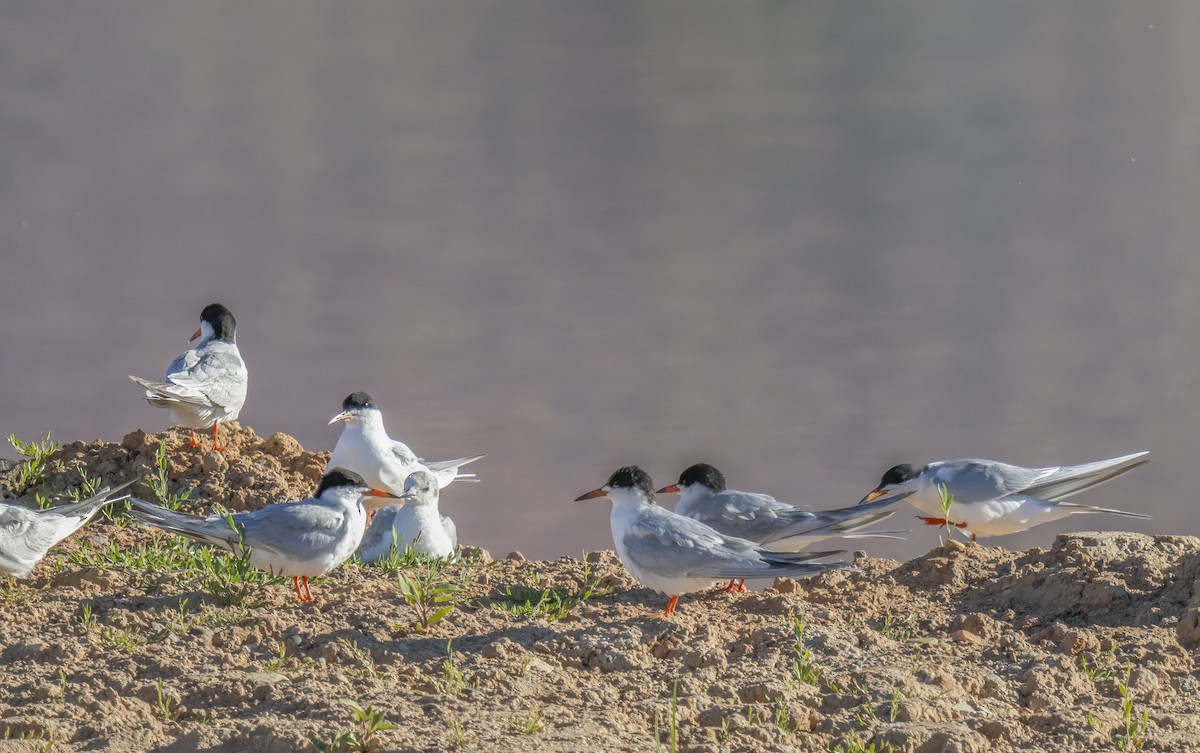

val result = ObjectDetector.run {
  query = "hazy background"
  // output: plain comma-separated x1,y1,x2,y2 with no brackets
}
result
1,2,1197,561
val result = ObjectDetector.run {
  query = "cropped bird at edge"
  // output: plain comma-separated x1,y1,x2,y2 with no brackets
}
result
0,479,138,577
858,451,1151,540
575,466,855,616
127,468,395,602
129,302,248,451
328,391,485,511
359,469,457,561
657,462,911,592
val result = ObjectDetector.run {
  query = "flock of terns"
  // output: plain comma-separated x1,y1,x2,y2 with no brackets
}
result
1,303,1152,614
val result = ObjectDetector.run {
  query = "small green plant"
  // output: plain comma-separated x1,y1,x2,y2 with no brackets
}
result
654,678,679,753
309,699,398,753
491,568,607,621
6,432,60,495
263,642,295,674
144,441,192,511
506,703,546,735
434,641,475,696
100,624,147,651
888,688,903,723
1080,646,1119,682
936,483,955,541
445,718,472,749
831,736,895,753
773,697,801,732
54,670,67,704
77,604,98,631
879,613,911,641
0,576,26,604
1113,667,1149,751
395,559,459,631
790,616,820,686
155,681,176,721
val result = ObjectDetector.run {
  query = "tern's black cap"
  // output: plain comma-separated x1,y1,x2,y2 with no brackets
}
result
342,392,380,411
879,464,924,486
200,303,237,342
606,466,656,499
317,467,368,495
677,463,727,492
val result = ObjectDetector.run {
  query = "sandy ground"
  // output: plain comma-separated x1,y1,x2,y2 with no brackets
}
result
1,427,1198,752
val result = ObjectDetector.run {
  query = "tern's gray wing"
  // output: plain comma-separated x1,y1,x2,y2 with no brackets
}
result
758,493,910,546
389,441,421,468
929,460,1056,503
129,497,346,560
166,348,247,411
165,348,202,380
1019,452,1150,502
622,508,837,580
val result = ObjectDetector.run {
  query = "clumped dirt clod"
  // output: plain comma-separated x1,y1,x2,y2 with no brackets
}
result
1,429,1198,752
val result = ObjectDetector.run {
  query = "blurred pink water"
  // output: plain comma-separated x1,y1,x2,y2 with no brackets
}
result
1,2,1198,560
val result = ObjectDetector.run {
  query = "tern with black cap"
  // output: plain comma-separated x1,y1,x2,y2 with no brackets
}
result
130,302,248,451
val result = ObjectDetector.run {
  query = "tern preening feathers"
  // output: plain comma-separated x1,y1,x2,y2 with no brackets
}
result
858,451,1150,539
359,470,457,561
328,391,485,511
0,479,137,578
130,302,248,451
575,466,855,615
128,468,395,602
657,462,910,591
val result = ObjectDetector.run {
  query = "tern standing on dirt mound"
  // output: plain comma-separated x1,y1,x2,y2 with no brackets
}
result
327,391,485,511
359,470,456,561
127,468,396,602
129,302,248,451
657,462,911,592
0,480,137,577
575,466,856,616
858,451,1151,540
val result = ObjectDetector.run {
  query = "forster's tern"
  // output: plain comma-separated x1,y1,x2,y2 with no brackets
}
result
328,392,484,511
575,466,855,615
359,470,457,561
130,302,248,451
0,479,137,577
657,462,910,591
128,468,395,601
859,451,1151,539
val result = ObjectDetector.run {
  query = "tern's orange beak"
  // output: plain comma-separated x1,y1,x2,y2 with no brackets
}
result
656,484,680,494
190,328,202,342
364,488,400,499
574,488,609,502
327,411,353,425
859,488,887,505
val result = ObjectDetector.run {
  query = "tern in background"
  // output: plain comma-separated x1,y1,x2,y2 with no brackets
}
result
575,466,855,616
128,468,395,602
328,391,485,511
858,451,1150,540
359,470,457,561
0,479,137,578
130,302,248,451
658,462,910,592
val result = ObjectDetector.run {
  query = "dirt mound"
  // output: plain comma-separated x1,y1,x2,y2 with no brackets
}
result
0,425,329,513
1,434,1199,752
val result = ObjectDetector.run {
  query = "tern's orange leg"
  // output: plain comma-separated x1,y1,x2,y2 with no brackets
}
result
211,422,226,452
970,533,978,543
292,576,305,601
300,576,314,602
664,595,680,616
715,579,746,593
185,430,202,448
916,516,968,529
